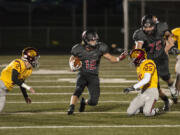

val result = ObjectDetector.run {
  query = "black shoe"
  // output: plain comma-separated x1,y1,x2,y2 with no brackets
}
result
172,96,178,104
163,99,173,111
67,104,75,115
163,99,169,111
171,91,179,104
79,97,86,112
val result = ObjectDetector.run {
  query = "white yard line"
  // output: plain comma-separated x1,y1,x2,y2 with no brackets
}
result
0,125,180,129
5,100,174,104
5,101,130,104
7,92,136,95
13,85,169,89
14,85,129,88
8,88,172,96
25,78,138,83
1,111,180,115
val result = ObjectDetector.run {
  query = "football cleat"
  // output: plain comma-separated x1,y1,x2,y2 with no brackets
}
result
162,99,173,111
154,108,159,115
67,104,75,115
171,90,179,104
79,97,86,112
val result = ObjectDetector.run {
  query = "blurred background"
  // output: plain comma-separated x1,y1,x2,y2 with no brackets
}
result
0,0,180,54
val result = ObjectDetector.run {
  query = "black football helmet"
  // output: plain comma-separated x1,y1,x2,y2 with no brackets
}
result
82,30,99,49
22,47,40,68
129,49,147,67
141,15,157,35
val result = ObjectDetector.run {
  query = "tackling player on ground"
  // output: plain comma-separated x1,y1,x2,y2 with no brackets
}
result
124,49,159,116
133,15,176,111
170,28,180,103
67,30,127,115
0,47,40,112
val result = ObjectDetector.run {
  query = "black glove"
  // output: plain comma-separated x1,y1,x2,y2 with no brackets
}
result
123,86,135,94
25,97,32,104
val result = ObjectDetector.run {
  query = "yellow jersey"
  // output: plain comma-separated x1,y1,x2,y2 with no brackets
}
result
172,28,180,54
0,59,32,90
136,59,158,90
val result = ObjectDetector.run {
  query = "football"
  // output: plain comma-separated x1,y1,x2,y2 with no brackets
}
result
73,57,82,67
69,56,82,71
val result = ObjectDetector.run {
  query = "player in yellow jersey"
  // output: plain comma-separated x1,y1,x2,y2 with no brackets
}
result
124,49,159,116
0,47,40,112
170,28,180,103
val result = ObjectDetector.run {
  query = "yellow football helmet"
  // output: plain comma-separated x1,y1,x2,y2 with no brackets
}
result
22,47,40,68
130,49,147,66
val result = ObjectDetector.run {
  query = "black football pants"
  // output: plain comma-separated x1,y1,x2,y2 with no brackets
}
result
154,56,170,81
73,72,100,106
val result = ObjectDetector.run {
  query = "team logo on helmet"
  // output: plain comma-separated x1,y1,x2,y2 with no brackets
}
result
22,47,40,68
129,49,147,67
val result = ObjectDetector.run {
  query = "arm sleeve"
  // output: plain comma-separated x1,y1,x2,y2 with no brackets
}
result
20,86,28,98
133,73,151,89
133,30,145,46
12,69,24,86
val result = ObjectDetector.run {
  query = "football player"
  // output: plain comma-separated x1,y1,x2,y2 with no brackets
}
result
67,30,127,115
170,28,180,103
0,47,40,112
133,15,176,111
124,49,159,116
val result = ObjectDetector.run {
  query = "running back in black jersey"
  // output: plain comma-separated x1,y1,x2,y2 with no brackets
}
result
133,22,169,60
71,42,109,75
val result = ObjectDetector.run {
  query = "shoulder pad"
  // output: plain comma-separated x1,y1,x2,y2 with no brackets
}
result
144,59,156,66
156,22,168,33
99,42,109,54
71,43,81,56
172,28,180,35
133,28,146,41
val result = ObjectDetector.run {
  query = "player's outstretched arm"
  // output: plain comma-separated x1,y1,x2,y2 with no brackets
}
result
103,51,128,63
20,86,32,104
12,69,35,104
164,31,175,54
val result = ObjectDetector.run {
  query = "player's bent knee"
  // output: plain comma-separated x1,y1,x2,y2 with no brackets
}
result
177,74,180,81
73,89,82,98
88,100,98,106
127,107,135,116
161,74,170,81
143,110,153,116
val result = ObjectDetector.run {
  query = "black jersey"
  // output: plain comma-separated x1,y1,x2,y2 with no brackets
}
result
133,22,169,60
71,42,109,75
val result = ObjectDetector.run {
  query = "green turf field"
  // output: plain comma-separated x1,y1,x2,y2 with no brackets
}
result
0,55,180,135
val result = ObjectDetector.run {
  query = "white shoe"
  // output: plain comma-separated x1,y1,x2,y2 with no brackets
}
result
169,85,177,96
168,99,173,106
154,108,159,114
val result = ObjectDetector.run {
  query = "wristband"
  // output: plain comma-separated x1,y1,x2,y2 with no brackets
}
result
116,57,120,62
21,83,31,91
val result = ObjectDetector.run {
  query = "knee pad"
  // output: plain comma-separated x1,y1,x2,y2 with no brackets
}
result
73,89,83,98
127,107,135,116
161,74,170,81
177,74,180,81
88,99,98,106
143,111,151,116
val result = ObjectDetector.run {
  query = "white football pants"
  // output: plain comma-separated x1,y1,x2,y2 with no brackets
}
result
0,80,8,112
127,88,159,116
